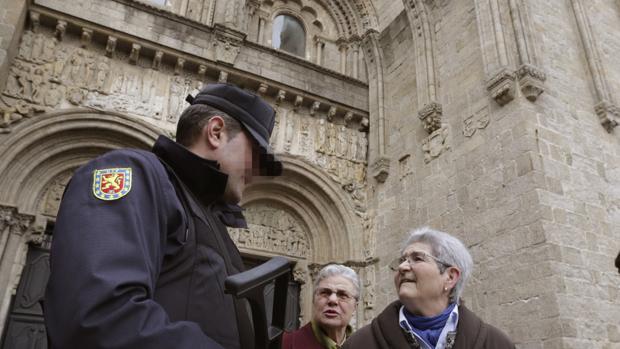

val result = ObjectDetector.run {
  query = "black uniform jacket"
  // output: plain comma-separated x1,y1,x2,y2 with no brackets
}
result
45,136,252,349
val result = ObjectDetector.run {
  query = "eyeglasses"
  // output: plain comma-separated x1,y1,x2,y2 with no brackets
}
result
389,251,452,271
315,287,357,302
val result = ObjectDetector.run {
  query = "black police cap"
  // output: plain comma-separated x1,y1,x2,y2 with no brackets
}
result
186,83,282,176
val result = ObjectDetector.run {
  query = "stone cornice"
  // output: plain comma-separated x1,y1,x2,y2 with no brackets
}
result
28,7,369,124
112,0,368,87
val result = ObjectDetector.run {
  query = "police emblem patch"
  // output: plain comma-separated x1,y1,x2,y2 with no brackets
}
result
93,168,132,201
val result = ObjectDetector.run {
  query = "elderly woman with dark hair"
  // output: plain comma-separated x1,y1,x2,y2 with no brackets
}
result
344,227,514,349
282,264,360,349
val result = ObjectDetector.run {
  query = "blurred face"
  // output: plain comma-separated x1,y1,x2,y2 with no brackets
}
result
393,242,452,315
312,275,357,332
218,129,258,204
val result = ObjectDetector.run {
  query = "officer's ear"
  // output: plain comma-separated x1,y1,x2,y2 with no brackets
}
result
204,115,226,149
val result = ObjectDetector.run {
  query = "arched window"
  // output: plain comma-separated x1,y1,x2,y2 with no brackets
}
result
272,15,306,57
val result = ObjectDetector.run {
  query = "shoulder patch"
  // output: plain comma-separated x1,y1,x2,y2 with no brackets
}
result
93,168,132,201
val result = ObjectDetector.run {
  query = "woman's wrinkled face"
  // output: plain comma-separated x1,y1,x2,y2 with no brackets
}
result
393,242,450,313
312,275,357,332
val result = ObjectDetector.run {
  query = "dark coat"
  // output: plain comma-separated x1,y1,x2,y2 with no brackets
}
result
45,136,251,349
282,323,325,349
343,301,515,349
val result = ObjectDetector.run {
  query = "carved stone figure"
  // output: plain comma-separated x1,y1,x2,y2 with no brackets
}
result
422,126,450,163
44,83,63,107
18,31,33,60
327,122,337,155
316,118,327,154
299,118,311,154
357,134,368,162
94,57,111,93
168,76,187,122
41,37,58,63
31,67,46,105
31,33,44,62
5,63,22,97
337,125,348,158
284,113,295,152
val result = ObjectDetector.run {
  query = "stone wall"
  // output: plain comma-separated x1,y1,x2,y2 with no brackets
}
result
371,0,620,348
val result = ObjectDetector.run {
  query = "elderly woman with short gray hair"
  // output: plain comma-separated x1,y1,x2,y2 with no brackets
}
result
344,227,514,349
282,264,360,349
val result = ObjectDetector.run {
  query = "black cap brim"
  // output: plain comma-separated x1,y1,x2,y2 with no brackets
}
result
241,120,283,176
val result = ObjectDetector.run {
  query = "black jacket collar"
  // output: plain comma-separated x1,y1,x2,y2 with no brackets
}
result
152,136,247,228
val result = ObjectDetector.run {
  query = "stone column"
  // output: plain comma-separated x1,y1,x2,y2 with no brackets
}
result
352,44,360,79
257,17,265,44
338,40,348,75
314,37,324,66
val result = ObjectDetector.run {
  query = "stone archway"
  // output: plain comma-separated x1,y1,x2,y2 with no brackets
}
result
0,108,161,344
235,155,367,325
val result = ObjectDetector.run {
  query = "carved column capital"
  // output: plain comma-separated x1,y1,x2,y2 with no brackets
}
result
517,64,546,102
595,100,620,132
486,68,516,106
418,101,443,134
371,156,390,183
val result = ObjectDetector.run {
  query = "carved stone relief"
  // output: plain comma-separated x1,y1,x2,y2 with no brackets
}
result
229,204,310,258
422,126,450,163
463,106,490,137
41,171,72,217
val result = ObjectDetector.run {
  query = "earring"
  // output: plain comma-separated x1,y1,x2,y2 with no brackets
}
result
444,287,448,291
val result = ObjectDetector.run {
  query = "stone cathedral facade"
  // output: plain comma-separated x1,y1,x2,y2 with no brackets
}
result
0,0,618,347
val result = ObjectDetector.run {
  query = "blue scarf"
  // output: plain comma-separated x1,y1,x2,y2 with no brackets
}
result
403,303,456,348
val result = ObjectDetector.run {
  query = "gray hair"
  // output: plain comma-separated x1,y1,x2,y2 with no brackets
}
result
401,227,473,304
313,264,361,300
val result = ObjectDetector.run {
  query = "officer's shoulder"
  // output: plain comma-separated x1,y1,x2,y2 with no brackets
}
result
80,148,165,177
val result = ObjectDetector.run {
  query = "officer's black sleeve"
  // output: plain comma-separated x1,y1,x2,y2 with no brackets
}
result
44,150,224,349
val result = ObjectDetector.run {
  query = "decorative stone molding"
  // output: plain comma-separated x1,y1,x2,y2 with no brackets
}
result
129,43,141,64
361,29,390,181
55,20,67,41
463,106,490,137
474,0,516,106
508,0,546,101
418,101,442,134
152,50,163,70
310,101,320,116
80,28,93,48
218,70,228,83
213,24,245,65
293,96,303,112
422,126,450,163
105,37,117,58
30,11,40,33
327,106,337,122
275,90,286,105
257,83,268,96
174,58,185,75
486,68,516,106
570,0,619,132
371,156,390,183
595,101,620,132
517,63,546,101
402,0,442,120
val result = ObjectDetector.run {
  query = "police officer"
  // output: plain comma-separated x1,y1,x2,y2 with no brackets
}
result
45,83,282,349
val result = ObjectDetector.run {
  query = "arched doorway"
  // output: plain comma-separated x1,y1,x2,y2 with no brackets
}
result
0,109,160,348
